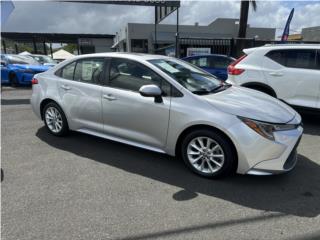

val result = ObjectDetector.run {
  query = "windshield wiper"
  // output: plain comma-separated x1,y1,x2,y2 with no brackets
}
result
210,83,232,93
192,89,211,95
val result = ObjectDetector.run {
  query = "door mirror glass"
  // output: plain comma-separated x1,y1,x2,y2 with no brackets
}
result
139,84,163,103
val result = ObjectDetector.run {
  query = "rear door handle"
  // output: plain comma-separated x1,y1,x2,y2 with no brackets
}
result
61,85,71,90
103,94,117,101
269,72,283,77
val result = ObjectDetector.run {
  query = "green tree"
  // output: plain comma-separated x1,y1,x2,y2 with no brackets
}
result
63,44,77,54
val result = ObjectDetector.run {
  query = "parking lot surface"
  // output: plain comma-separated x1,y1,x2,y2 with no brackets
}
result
1,87,320,240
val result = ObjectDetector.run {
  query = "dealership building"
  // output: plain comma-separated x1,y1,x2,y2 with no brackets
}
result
112,18,276,53
301,26,320,41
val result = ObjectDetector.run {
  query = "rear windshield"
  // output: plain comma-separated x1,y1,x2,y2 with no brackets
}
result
7,55,40,65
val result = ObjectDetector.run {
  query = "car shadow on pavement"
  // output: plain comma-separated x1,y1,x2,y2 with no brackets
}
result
36,127,320,218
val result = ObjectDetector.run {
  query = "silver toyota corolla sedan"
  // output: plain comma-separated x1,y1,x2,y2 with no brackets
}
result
31,53,303,178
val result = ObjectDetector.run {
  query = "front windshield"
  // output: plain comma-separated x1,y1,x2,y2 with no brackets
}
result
8,55,40,65
148,58,224,94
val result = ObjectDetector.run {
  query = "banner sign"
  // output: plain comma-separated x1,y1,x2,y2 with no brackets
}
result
281,8,294,41
187,48,211,57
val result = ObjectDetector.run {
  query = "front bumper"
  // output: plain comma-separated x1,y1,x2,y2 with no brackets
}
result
247,136,301,175
227,118,303,175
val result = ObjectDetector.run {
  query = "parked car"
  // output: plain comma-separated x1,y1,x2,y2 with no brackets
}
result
227,44,320,110
1,54,49,86
29,54,58,67
31,53,303,178
182,54,235,80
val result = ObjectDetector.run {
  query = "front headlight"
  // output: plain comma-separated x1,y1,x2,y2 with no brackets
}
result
238,117,298,141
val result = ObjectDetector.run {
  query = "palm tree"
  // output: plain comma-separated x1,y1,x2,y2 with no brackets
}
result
238,0,257,38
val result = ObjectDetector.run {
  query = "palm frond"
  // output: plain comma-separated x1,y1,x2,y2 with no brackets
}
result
250,0,257,11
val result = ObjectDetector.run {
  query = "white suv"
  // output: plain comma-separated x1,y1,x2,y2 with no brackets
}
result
227,44,320,110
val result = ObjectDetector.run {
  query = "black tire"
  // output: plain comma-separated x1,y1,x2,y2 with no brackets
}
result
9,73,19,87
181,129,237,179
43,102,69,136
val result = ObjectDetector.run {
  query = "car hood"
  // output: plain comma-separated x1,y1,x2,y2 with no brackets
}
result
12,64,49,71
201,86,296,123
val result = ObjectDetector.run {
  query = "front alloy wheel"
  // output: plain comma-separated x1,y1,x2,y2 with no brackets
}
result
181,129,236,178
187,137,225,174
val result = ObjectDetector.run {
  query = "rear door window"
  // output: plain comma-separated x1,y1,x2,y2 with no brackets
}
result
61,62,76,80
74,58,105,84
189,57,209,68
266,49,317,70
210,56,231,68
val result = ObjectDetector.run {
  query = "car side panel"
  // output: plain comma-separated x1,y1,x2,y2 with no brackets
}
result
57,78,104,132
263,56,319,108
101,86,171,149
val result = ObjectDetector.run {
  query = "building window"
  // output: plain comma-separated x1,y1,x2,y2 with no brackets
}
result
131,39,148,53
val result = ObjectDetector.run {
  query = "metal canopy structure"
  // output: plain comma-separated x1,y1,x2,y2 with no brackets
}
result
63,1,180,7
1,32,114,56
1,32,114,43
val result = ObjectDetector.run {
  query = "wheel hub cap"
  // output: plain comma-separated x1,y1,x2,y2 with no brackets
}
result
187,137,225,174
45,107,63,133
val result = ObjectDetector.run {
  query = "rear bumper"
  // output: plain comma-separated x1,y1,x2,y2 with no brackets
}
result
30,84,42,119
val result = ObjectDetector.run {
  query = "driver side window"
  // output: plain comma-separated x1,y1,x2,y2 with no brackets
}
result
109,58,170,95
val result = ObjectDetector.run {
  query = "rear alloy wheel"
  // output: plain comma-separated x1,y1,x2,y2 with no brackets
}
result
43,102,68,136
181,129,236,178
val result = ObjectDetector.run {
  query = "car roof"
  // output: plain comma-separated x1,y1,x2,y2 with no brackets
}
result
263,43,320,48
71,52,171,61
182,54,232,59
244,44,320,54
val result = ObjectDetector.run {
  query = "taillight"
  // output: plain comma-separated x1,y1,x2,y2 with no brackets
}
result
227,55,247,75
31,78,38,85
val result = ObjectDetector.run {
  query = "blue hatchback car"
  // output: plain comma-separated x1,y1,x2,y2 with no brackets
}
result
1,54,49,86
182,54,235,80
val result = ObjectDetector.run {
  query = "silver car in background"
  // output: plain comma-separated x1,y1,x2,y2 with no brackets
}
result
31,53,303,178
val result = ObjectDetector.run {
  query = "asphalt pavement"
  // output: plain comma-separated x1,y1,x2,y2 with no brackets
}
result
1,87,320,240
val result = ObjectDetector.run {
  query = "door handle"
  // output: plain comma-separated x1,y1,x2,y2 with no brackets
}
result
103,94,117,101
269,72,283,77
61,85,71,90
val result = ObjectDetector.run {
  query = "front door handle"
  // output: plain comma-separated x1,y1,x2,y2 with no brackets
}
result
61,85,71,90
269,72,283,77
103,94,117,101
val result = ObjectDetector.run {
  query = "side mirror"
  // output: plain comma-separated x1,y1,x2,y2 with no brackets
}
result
139,84,163,103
